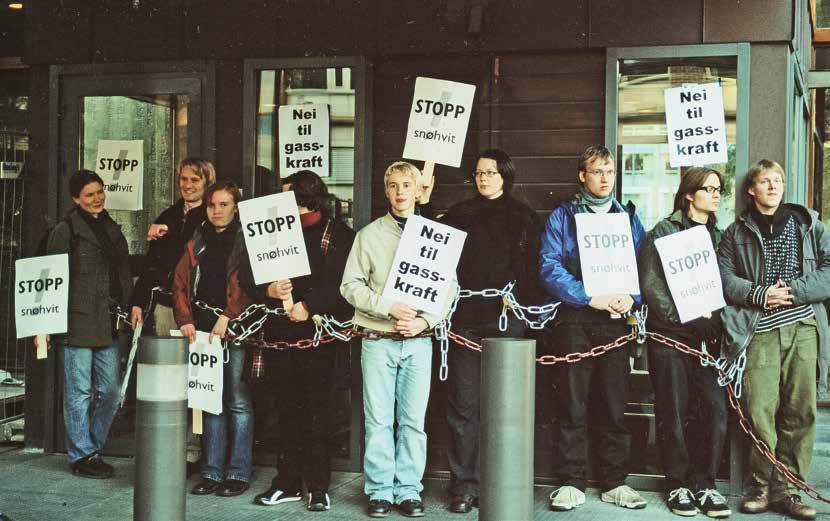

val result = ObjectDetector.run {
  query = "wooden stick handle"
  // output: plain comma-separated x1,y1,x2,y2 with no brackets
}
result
192,409,203,434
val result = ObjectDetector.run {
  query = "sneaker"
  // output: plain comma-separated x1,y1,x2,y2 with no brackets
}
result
308,490,331,511
694,489,731,518
549,486,586,511
71,454,113,479
253,487,302,506
667,488,697,517
601,485,648,509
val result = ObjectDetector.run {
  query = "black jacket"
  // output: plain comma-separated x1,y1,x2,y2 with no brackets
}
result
132,199,207,309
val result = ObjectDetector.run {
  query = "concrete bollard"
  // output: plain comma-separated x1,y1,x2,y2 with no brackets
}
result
134,336,188,521
480,337,536,521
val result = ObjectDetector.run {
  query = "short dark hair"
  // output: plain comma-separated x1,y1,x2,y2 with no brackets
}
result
578,145,614,174
205,180,242,206
476,148,516,192
69,169,105,198
281,170,330,212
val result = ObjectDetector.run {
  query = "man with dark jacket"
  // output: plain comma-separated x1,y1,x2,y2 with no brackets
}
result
718,159,830,521
129,158,214,333
539,145,647,512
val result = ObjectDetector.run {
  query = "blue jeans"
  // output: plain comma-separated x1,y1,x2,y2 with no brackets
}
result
62,343,121,463
202,344,253,482
361,336,432,503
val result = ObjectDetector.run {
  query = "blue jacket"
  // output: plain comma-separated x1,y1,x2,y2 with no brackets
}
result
539,197,645,308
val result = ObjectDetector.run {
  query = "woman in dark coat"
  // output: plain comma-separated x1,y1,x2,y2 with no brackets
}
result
172,181,255,497
246,170,355,512
46,170,132,479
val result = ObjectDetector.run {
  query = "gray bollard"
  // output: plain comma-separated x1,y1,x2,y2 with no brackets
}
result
480,337,536,521
134,336,189,521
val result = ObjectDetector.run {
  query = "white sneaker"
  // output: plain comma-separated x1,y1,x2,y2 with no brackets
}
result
601,485,648,509
549,486,586,511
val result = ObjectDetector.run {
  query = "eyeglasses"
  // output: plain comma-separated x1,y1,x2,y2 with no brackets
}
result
474,170,500,179
585,169,615,178
697,186,724,194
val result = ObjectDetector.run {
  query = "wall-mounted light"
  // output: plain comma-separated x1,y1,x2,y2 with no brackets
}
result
8,3,24,9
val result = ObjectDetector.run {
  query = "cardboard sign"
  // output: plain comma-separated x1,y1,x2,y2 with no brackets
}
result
174,330,224,415
278,103,330,178
95,140,144,210
664,82,728,167
238,191,311,285
382,215,466,315
14,254,69,338
654,225,726,323
402,77,476,168
575,213,640,297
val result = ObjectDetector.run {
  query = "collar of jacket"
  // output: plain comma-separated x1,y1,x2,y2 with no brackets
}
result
382,212,404,236
668,209,717,230
563,196,634,217
68,206,118,250
737,203,815,238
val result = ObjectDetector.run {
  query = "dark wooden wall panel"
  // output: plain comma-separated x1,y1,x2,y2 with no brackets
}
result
703,0,792,43
589,0,703,48
25,1,91,64
378,0,483,55
92,0,183,62
482,1,588,51
214,60,244,187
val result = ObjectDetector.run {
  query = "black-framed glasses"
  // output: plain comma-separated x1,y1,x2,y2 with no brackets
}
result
697,186,724,194
474,170,500,179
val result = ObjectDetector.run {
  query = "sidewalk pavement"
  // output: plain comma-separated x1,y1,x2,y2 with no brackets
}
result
0,444,827,521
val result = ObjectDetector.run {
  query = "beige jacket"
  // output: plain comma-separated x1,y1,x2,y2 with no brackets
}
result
340,213,457,332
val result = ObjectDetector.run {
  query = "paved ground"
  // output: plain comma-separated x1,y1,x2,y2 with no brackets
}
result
0,443,827,521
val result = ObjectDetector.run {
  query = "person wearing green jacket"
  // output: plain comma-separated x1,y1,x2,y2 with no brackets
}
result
639,167,731,518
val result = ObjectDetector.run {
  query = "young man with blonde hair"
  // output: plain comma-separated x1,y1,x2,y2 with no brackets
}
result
718,159,830,521
341,161,456,518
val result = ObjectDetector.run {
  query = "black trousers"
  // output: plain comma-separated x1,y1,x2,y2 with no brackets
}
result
553,321,632,492
647,338,727,491
267,345,336,493
446,320,525,497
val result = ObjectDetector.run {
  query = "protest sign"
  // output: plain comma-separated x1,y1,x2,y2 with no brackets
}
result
654,225,726,323
403,77,476,168
238,191,310,285
174,330,224,415
95,140,144,210
278,103,330,178
575,213,640,296
15,254,69,338
382,215,466,315
664,82,728,167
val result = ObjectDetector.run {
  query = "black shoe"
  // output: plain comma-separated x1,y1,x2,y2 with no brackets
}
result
308,490,331,511
253,487,302,506
216,479,249,497
367,499,392,518
667,488,697,517
397,499,425,517
449,494,477,513
191,478,222,495
71,454,113,479
694,489,731,518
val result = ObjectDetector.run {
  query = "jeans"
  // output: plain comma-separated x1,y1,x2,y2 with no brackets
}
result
62,343,121,463
362,336,432,503
447,319,526,497
202,344,254,482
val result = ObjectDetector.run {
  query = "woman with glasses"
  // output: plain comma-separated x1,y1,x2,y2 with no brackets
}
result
439,149,543,513
639,167,731,518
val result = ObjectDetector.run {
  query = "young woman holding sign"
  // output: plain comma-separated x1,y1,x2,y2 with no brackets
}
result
243,170,355,512
638,167,730,518
46,170,133,479
172,181,255,497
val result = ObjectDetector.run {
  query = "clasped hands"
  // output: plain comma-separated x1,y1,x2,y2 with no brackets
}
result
389,302,429,337
589,293,634,315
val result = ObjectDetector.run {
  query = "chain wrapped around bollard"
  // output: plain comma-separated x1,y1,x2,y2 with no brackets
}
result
480,337,536,521
134,336,189,521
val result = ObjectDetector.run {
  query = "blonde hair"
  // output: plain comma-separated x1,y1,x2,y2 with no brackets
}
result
743,159,785,207
384,161,423,188
178,158,216,187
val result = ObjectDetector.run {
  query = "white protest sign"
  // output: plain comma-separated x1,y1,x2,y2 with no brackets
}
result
664,82,728,167
95,140,144,211
15,254,69,338
575,213,640,297
238,191,310,285
654,225,726,323
173,330,224,415
382,215,466,315
403,77,476,168
278,103,330,178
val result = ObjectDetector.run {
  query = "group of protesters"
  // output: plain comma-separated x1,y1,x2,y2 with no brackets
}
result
44,143,828,520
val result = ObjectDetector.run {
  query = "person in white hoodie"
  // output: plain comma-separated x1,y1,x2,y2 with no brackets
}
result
341,161,456,518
